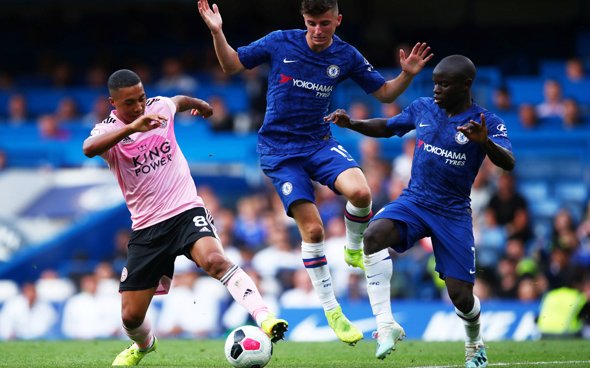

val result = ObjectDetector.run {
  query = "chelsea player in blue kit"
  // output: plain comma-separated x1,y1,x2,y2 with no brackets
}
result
198,0,432,344
326,55,515,366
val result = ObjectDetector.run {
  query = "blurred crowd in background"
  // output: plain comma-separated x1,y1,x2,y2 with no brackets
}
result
1,0,590,340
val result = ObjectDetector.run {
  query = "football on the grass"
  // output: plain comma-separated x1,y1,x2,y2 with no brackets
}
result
224,325,273,368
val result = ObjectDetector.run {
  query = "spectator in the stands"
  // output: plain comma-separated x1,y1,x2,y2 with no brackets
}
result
55,97,81,124
348,100,371,120
51,62,75,87
562,98,584,129
518,103,540,130
550,208,579,253
61,274,120,339
6,94,29,125
37,114,69,140
35,269,76,302
495,255,519,298
207,95,235,132
82,95,111,126
381,101,402,118
0,150,7,170
280,268,322,308
565,57,586,82
156,57,198,93
156,258,221,338
486,172,533,244
492,86,515,113
536,79,565,119
516,274,542,301
86,64,109,88
0,282,58,340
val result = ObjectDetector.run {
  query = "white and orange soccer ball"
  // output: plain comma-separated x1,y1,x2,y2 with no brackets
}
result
224,325,273,368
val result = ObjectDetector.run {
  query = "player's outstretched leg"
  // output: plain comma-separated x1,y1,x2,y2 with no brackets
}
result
465,342,488,368
220,265,288,342
261,314,289,343
112,336,158,366
374,321,405,360
325,306,363,345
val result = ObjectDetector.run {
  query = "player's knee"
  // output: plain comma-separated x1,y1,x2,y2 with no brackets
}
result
448,286,473,313
347,186,371,206
363,226,385,255
300,223,324,243
200,252,231,279
121,310,144,329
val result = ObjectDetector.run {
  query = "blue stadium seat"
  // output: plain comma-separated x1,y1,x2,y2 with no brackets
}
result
518,180,549,203
538,59,566,80
554,181,588,203
505,77,545,105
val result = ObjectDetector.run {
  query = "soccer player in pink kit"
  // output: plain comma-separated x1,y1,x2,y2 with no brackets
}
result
83,69,287,366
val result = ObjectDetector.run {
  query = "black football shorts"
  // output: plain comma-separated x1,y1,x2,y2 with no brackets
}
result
119,206,218,293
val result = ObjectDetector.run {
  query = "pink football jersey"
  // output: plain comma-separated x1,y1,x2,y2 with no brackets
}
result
89,97,204,229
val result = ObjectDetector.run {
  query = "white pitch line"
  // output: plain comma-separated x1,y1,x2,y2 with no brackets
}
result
414,360,590,368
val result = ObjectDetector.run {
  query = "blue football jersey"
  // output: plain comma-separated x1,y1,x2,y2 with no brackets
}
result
238,29,385,154
386,97,513,218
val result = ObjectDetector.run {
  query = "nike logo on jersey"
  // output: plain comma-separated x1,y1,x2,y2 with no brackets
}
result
283,58,298,63
418,123,430,127
469,269,476,274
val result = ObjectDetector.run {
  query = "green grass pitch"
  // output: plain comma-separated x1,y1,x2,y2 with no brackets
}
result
0,339,589,367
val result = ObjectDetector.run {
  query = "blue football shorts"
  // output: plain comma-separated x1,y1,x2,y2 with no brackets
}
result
259,139,359,216
373,196,476,283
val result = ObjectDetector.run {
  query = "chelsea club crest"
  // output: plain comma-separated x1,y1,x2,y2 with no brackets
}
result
455,131,469,144
326,65,340,78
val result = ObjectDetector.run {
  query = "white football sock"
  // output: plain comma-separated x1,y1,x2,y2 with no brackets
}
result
344,201,372,251
301,241,339,311
455,295,483,344
364,249,394,329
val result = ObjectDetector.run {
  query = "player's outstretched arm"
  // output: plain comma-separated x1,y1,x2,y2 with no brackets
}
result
171,95,213,117
373,42,433,103
324,109,394,138
197,0,245,74
457,113,515,171
82,114,167,158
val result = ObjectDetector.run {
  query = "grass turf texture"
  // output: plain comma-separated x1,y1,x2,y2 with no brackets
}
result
0,339,589,367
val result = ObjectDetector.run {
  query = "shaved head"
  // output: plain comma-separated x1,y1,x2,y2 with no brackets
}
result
434,55,476,81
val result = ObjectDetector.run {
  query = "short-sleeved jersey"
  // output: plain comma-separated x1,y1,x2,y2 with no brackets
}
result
386,97,512,219
238,29,385,154
89,97,204,230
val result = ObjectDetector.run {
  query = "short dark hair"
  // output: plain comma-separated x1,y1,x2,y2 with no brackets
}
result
107,69,141,93
300,0,338,15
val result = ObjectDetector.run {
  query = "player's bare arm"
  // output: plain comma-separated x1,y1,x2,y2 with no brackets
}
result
82,114,167,158
197,0,245,74
325,109,394,138
171,95,213,118
457,113,515,171
373,42,433,103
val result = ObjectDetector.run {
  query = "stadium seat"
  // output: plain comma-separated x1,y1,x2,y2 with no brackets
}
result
505,76,545,105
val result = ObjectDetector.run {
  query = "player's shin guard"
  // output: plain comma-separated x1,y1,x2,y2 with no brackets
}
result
301,241,339,311
123,319,154,350
221,265,270,324
455,295,483,345
364,249,394,328
344,201,372,251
